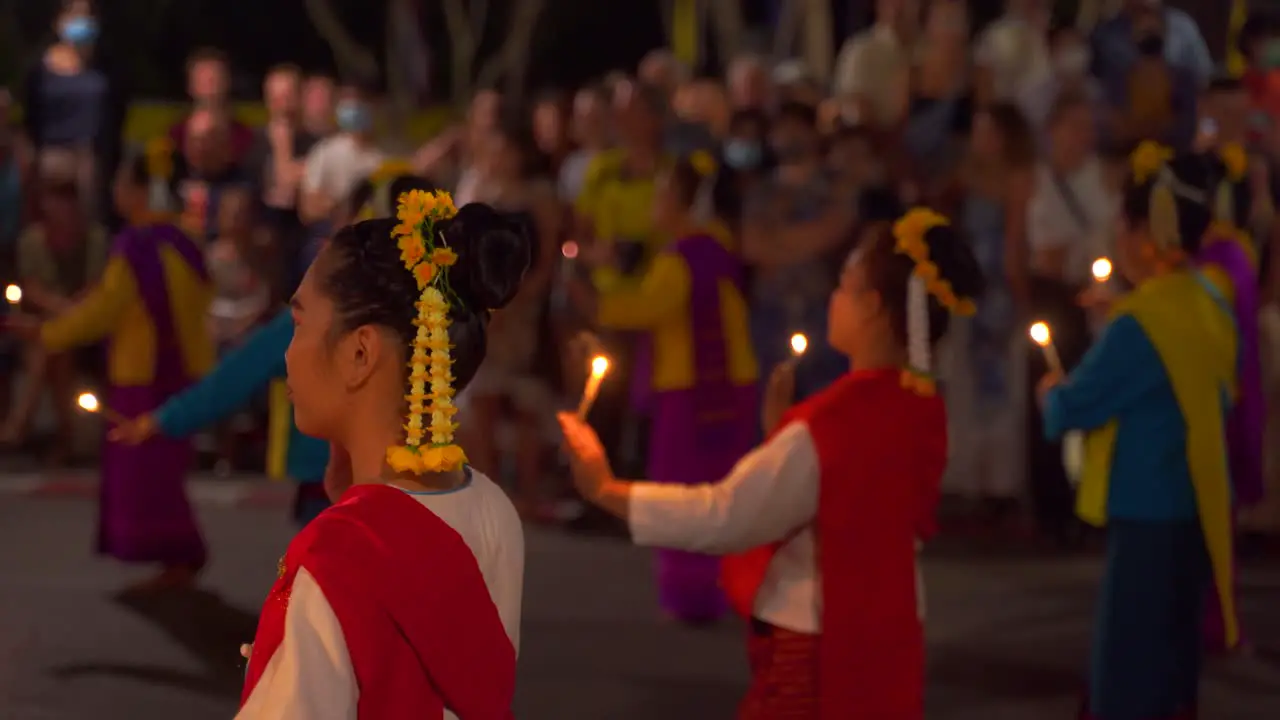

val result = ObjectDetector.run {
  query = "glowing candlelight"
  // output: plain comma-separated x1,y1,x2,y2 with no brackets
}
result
1028,321,1063,374
561,241,579,259
4,284,21,304
76,391,127,426
789,333,808,356
577,355,611,419
1091,257,1112,283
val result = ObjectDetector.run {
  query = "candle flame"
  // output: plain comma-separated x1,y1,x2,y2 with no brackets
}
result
77,392,100,413
562,241,579,259
4,284,20,304
1091,257,1112,282
1029,321,1052,347
790,333,808,356
590,355,609,378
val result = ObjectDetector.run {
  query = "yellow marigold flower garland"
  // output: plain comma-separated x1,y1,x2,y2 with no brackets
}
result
385,189,468,474
1130,141,1174,184
1218,142,1247,181
891,208,978,395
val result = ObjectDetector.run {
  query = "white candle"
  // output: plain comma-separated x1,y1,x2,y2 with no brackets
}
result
1029,321,1063,374
577,355,610,419
77,391,127,426
4,284,21,304
789,333,808,356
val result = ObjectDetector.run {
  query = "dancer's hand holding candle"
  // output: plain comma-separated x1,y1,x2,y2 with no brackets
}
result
1029,321,1063,374
77,391,128,426
577,354,611,419
556,411,625,512
762,359,798,434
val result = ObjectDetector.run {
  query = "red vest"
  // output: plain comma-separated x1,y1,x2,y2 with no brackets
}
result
243,484,516,718
722,369,947,719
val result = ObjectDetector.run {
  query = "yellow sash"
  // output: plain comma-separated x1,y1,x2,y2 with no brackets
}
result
266,379,291,481
1076,271,1239,646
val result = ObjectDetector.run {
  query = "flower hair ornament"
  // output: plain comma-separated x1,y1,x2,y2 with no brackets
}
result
891,208,977,396
1208,142,1258,265
385,189,469,474
357,159,418,221
1129,141,1207,258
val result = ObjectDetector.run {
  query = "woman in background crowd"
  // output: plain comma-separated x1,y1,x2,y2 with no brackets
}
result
460,118,561,520
4,169,107,459
559,84,612,203
532,89,572,176
903,0,975,193
945,102,1035,530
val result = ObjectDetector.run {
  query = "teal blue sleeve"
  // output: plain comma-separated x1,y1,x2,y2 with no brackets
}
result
1042,314,1165,439
154,310,293,438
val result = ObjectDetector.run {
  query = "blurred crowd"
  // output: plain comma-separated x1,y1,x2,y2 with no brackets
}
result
3,0,1280,538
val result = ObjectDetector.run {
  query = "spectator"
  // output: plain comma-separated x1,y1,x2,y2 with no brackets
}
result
3,173,108,458
451,88,503,205
945,102,1036,529
832,0,918,130
637,49,688,102
174,108,249,243
1091,0,1213,90
726,54,771,112
1102,5,1199,151
742,102,852,402
298,82,385,228
531,89,571,174
22,0,128,227
974,0,1052,105
558,84,611,203
168,48,253,167
902,0,974,189
667,78,723,156
721,107,771,189
205,187,269,353
245,64,318,299
1020,24,1104,141
0,88,24,263
771,60,823,108
826,124,885,209
300,73,336,138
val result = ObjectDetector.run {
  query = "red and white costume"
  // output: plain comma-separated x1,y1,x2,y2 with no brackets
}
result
628,368,946,718
238,474,523,719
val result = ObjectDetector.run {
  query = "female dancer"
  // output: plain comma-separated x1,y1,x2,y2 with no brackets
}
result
238,193,526,717
560,208,983,717
1040,143,1237,719
113,172,436,527
1197,143,1266,654
13,152,213,590
572,152,757,625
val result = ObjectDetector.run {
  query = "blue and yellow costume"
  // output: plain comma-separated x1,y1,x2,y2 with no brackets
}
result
1042,145,1237,719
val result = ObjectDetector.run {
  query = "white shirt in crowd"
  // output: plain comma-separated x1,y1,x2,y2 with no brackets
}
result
833,24,912,129
237,471,524,720
302,133,386,204
1027,156,1118,285
975,15,1051,101
628,421,925,633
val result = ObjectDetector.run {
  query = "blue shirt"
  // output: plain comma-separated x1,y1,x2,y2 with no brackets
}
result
1090,9,1213,88
154,309,329,483
1043,314,1229,521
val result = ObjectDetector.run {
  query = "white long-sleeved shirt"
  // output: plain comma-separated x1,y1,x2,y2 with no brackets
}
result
236,471,524,720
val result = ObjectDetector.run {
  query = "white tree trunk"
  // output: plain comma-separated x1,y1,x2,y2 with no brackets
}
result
441,0,490,103
475,0,550,101
302,0,378,81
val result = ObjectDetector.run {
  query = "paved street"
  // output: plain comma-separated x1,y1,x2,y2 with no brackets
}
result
1,477,1278,719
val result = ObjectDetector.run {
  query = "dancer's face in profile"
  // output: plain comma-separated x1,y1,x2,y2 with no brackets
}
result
827,241,884,359
285,247,402,441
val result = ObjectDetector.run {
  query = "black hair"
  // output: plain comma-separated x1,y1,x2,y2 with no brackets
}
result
1206,75,1245,95
1204,152,1253,229
728,107,769,136
492,114,552,179
1121,151,1215,254
1241,11,1280,61
321,204,532,391
861,214,985,347
774,101,818,129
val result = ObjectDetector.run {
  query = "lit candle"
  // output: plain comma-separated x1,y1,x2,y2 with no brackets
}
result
1091,257,1112,283
577,355,611,419
1028,321,1063,374
789,333,808,356
4,284,21,305
76,391,128,426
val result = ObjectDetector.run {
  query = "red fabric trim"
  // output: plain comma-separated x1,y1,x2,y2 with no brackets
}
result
242,484,516,718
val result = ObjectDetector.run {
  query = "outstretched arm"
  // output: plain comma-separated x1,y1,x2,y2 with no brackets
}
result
560,413,819,554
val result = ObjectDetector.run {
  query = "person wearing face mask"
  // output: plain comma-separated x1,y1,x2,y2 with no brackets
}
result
22,0,128,229
1020,25,1104,143
298,83,386,230
721,108,770,174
